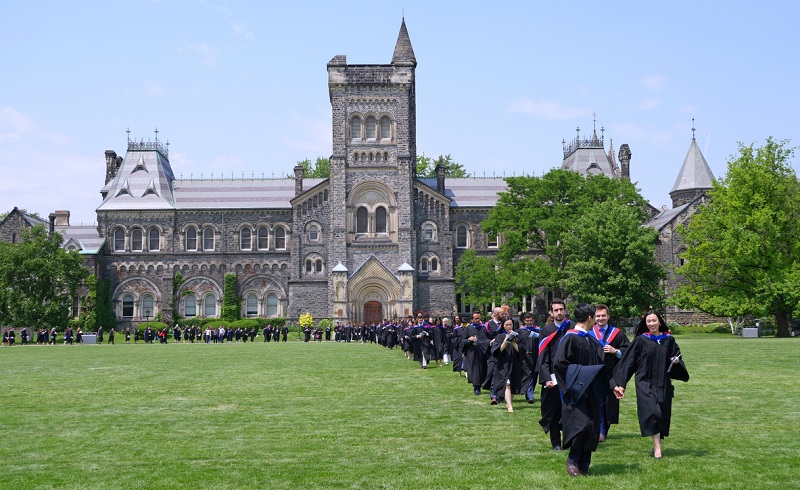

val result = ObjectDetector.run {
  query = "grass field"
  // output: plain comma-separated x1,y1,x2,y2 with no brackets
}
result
1,335,798,489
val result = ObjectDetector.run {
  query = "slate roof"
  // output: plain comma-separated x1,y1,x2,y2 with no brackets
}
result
97,149,176,211
418,178,507,208
645,203,690,231
561,145,618,178
173,178,324,210
56,224,105,254
670,138,714,193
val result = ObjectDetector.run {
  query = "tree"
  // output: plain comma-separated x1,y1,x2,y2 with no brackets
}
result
453,249,502,309
456,169,661,320
95,278,117,329
674,138,799,337
293,157,331,178
221,273,240,321
416,154,470,178
0,225,89,328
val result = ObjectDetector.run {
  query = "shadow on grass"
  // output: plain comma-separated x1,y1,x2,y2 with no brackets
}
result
588,462,642,475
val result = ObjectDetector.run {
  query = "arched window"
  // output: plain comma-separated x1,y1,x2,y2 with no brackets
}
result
245,293,258,317
423,223,435,241
315,259,323,273
420,258,430,272
184,294,197,318
305,260,313,273
114,228,125,252
148,229,160,251
487,232,499,248
240,228,252,250
131,229,143,252
257,227,269,250
431,257,439,272
456,225,468,248
185,228,197,251
203,228,215,251
375,207,387,234
309,224,319,241
203,295,216,317
365,116,377,141
274,227,286,250
350,117,362,141
122,294,134,318
141,294,155,319
380,116,391,141
356,207,368,234
266,293,279,318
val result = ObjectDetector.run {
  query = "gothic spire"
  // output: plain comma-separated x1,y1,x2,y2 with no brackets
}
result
392,18,417,67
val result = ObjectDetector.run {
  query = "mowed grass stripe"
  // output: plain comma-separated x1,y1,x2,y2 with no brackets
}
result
1,336,798,489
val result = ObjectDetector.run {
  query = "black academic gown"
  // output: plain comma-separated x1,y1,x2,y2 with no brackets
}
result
537,319,573,437
431,325,446,360
482,319,504,390
449,326,465,372
491,332,522,395
553,331,615,454
460,323,490,387
613,333,686,438
516,326,540,399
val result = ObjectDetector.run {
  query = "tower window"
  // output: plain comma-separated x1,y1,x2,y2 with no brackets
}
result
365,116,377,141
380,116,391,141
114,228,125,252
356,207,368,234
375,207,387,233
131,229,143,252
350,117,362,141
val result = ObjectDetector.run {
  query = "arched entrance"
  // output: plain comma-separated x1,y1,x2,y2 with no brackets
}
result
364,301,383,326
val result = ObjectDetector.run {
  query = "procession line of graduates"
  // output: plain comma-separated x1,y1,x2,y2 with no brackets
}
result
371,300,689,477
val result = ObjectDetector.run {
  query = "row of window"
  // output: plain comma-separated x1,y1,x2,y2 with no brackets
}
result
119,292,282,319
350,115,393,143
112,226,289,253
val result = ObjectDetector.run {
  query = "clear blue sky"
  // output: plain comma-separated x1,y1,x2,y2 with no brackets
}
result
2,1,798,225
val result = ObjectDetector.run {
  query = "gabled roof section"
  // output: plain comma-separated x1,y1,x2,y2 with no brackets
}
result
645,203,691,231
0,207,48,228
391,19,416,67
56,224,105,255
670,138,714,193
98,146,176,212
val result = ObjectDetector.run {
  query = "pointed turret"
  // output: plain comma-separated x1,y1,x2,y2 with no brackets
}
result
392,19,416,67
669,136,714,207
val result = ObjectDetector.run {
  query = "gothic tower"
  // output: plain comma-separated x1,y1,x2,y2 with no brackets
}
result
325,20,418,322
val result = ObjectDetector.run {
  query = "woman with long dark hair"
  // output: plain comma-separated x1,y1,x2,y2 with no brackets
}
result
613,310,689,459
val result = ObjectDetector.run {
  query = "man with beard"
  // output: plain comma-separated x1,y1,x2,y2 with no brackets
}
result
461,311,490,396
537,298,572,451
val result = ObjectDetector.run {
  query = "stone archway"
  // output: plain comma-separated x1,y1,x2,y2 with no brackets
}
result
364,301,383,326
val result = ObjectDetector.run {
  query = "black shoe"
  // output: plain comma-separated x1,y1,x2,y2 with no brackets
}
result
474,388,481,396
553,445,563,451
566,460,580,476
527,399,535,404
490,398,498,405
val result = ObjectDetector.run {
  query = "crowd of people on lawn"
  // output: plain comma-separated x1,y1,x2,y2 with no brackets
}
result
367,300,689,477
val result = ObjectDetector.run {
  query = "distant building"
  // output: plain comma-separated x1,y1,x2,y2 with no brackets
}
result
4,20,716,326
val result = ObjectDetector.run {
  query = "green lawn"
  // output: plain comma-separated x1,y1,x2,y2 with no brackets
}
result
1,335,798,489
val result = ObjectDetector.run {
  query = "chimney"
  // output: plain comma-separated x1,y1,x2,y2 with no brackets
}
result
618,144,632,181
105,150,118,184
54,210,70,226
435,163,447,194
48,213,56,235
294,165,305,196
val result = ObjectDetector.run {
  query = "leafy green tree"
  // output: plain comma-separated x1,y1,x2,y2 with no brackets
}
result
96,278,117,329
221,273,240,321
294,157,331,178
0,225,89,328
416,154,470,178
454,250,502,309
674,138,799,337
562,200,665,317
456,169,657,318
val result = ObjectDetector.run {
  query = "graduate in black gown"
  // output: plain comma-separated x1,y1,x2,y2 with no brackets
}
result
613,310,688,460
517,313,540,404
482,308,506,402
553,303,618,476
591,304,630,442
461,311,489,396
537,298,573,450
491,319,522,412
447,316,465,376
